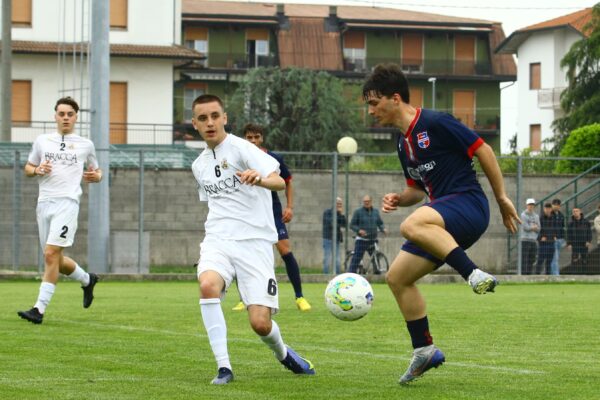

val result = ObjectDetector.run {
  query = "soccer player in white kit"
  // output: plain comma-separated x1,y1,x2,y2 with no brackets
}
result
190,94,315,385
17,97,102,324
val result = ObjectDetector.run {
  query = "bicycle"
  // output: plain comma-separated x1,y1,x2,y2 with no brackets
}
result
343,239,389,275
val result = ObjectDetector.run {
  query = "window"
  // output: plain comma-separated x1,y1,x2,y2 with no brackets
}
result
530,63,541,90
12,80,31,126
454,35,475,75
453,90,475,129
12,0,32,26
529,124,541,151
343,31,366,72
183,83,207,122
110,0,127,29
401,33,423,73
110,82,127,144
246,29,270,68
184,27,208,66
409,87,423,108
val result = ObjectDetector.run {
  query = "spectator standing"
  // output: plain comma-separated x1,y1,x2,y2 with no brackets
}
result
322,197,346,274
566,207,592,266
520,198,540,275
550,199,566,275
348,195,387,274
537,203,557,274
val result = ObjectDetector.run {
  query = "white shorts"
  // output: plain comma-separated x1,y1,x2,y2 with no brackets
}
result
197,236,279,313
37,198,79,248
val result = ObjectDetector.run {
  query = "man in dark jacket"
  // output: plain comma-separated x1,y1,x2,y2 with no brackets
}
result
322,197,347,274
348,195,387,273
550,198,566,275
537,203,557,274
567,207,592,266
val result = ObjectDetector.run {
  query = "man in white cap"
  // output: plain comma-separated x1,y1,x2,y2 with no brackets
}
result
520,198,540,274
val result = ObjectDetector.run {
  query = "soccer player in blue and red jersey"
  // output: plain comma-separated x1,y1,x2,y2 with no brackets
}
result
363,64,521,384
240,123,312,312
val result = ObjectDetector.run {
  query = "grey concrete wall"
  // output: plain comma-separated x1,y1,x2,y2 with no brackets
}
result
1,167,597,273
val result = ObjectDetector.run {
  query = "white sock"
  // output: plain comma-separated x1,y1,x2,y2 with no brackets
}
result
260,319,287,361
200,298,231,371
68,264,90,287
34,282,56,314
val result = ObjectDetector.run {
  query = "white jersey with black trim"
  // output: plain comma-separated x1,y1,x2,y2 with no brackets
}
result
28,132,99,203
192,134,280,242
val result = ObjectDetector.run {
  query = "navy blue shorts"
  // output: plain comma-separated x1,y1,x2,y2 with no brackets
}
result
401,191,490,268
274,216,289,241
273,201,288,241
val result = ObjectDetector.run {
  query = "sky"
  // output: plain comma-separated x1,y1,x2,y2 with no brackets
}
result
219,0,596,152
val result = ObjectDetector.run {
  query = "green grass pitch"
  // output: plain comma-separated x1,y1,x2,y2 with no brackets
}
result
1,281,599,399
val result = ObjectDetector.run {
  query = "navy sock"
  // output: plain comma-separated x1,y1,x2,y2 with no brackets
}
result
406,316,433,349
282,252,303,298
445,247,477,281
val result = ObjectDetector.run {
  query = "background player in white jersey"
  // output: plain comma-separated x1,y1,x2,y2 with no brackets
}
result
191,94,315,385
17,97,102,324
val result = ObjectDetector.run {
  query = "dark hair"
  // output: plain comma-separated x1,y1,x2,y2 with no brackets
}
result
551,198,561,205
191,94,224,112
544,203,552,208
362,63,410,103
242,123,264,136
55,97,79,113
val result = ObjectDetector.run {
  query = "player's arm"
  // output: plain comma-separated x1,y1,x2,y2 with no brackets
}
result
83,166,103,183
282,179,294,223
237,169,285,191
474,143,521,233
25,160,52,177
259,171,285,191
382,186,425,213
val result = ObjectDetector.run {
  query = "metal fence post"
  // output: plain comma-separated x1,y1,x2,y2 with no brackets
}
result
12,150,21,271
516,156,523,275
331,152,338,275
138,150,144,274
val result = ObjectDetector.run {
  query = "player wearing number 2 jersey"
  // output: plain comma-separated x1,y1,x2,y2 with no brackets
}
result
18,97,102,325
363,64,520,384
190,94,314,385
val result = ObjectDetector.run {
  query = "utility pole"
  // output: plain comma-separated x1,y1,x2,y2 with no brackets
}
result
88,0,110,272
1,0,12,141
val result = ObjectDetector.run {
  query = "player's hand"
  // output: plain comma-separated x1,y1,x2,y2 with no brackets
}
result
36,160,53,176
381,193,400,213
83,166,102,183
497,196,521,234
236,169,262,186
282,207,293,223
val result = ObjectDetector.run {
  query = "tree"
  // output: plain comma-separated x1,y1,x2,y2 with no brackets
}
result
551,4,600,154
555,123,600,173
227,67,363,152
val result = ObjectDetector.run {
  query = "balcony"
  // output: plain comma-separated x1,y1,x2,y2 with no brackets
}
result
537,87,565,109
198,52,278,69
342,57,492,76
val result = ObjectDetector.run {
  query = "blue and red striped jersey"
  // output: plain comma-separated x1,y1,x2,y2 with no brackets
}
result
396,108,484,200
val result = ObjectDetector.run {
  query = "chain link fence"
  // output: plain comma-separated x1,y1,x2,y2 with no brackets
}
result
1,145,599,276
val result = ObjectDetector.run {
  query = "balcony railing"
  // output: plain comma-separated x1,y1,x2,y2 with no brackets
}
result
9,121,196,146
193,53,278,69
343,57,492,76
538,87,565,109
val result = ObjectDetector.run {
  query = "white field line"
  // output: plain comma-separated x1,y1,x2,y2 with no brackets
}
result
46,318,544,375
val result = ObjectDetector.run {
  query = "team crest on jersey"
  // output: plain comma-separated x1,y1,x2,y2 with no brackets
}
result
68,143,75,150
221,159,229,169
417,131,430,149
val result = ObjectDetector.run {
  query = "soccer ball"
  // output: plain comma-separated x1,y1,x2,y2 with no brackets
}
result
324,273,374,321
